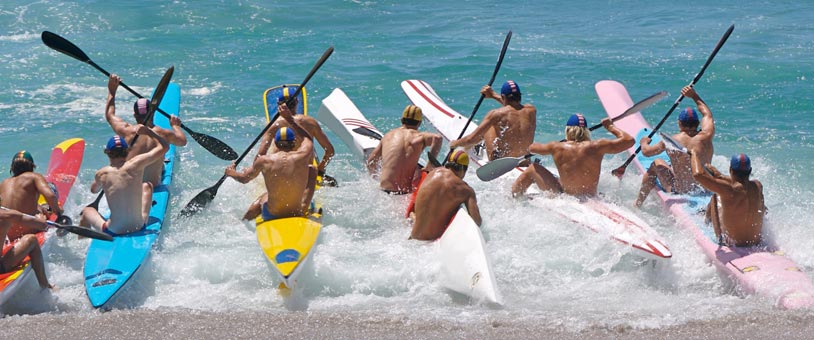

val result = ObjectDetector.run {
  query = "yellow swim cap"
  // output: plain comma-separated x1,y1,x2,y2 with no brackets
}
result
402,104,423,122
447,148,469,167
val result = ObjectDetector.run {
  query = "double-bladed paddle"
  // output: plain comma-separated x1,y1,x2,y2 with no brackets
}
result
611,24,734,178
83,65,174,210
40,31,239,161
1,206,112,241
476,90,669,181
180,46,335,217
441,30,512,166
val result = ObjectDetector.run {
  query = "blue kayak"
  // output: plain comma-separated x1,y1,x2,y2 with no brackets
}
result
83,83,180,309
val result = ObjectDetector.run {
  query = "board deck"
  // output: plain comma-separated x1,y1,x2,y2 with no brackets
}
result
0,138,85,306
83,83,180,309
402,79,671,259
263,84,308,121
596,79,814,309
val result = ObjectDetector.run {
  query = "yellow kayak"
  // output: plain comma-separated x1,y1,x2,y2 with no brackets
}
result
255,206,322,288
255,84,322,289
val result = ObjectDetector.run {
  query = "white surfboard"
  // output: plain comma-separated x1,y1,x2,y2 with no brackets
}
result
315,88,383,161
437,207,503,306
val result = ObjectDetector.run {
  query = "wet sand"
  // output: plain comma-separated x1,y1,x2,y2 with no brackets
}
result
1,308,813,339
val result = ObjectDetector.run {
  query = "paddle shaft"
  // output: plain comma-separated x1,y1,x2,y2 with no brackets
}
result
41,31,238,161
0,206,112,241
614,24,734,175
179,46,334,217
442,30,512,165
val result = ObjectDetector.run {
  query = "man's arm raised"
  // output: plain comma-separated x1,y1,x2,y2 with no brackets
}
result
596,118,634,154
124,125,169,172
104,74,134,137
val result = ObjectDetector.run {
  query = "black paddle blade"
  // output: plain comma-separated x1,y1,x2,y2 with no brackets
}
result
321,174,338,187
41,31,91,63
63,224,113,241
190,131,238,160
146,66,174,122
179,184,219,218
352,127,383,140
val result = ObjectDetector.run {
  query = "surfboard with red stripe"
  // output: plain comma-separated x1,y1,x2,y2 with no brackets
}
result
401,79,671,260
1,138,84,306
315,88,383,162
597,79,814,308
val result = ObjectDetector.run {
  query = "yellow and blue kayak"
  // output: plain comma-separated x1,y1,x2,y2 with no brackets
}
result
256,84,322,289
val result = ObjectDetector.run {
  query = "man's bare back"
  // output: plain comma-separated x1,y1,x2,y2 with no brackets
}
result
513,116,633,198
81,126,169,234
451,82,536,160
410,153,480,241
226,103,316,219
367,105,441,194
0,153,61,240
105,74,186,186
693,152,765,247
376,127,433,192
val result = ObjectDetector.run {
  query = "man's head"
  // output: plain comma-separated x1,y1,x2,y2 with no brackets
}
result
445,148,469,178
565,113,591,142
730,153,752,179
678,107,700,131
401,104,423,128
277,86,299,113
501,80,522,102
274,127,296,150
10,150,35,176
104,135,129,159
133,98,150,124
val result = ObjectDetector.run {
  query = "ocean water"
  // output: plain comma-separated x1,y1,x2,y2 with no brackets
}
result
1,0,813,334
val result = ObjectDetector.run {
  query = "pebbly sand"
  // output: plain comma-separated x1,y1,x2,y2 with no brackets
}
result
1,308,813,339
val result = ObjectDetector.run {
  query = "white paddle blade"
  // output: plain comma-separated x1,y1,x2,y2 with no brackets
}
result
659,132,688,153
476,156,526,181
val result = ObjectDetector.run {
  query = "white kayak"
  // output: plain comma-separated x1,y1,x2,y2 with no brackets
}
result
316,88,503,305
401,79,671,260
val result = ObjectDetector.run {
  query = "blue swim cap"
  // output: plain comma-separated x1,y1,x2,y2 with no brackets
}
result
274,127,296,143
277,86,297,103
678,107,699,124
105,135,129,151
730,153,751,172
566,113,588,127
501,80,521,96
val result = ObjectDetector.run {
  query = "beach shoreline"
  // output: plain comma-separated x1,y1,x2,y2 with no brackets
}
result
2,308,813,339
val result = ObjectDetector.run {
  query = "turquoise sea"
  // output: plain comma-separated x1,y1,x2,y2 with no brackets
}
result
1,0,813,337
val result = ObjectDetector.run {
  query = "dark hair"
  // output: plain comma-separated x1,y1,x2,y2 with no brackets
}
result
444,163,467,172
678,120,699,130
275,140,296,150
10,158,35,176
402,118,420,126
504,92,522,102
105,148,129,159
731,168,751,179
